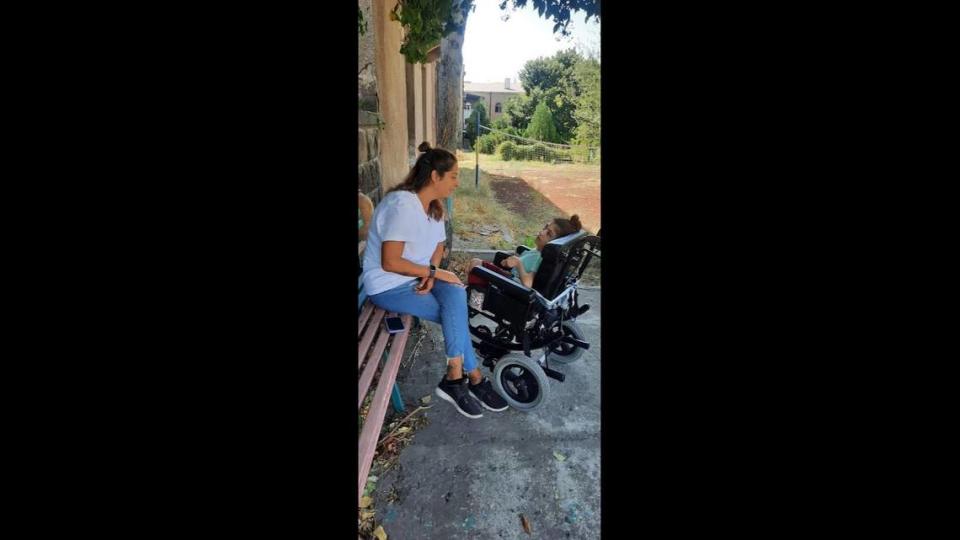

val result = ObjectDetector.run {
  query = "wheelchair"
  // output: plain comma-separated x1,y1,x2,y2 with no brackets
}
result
466,229,601,411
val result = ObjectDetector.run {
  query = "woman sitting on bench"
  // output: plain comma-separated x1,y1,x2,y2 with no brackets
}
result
361,142,509,420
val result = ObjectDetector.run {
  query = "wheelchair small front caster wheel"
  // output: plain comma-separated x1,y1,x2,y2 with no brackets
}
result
493,354,550,411
547,321,586,364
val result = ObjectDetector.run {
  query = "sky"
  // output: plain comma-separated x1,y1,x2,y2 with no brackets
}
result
462,1,601,85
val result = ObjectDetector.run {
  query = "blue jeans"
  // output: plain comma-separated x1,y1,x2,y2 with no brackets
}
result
369,280,478,372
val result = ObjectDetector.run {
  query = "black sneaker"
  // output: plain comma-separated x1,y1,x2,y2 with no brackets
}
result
436,377,483,419
468,378,509,412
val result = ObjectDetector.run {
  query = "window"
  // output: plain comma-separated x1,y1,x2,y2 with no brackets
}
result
495,102,502,113
465,102,472,111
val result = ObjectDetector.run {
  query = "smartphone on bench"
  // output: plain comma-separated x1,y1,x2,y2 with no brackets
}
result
384,316,405,334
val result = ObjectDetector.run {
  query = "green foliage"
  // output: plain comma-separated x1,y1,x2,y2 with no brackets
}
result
476,134,498,154
491,114,511,130
497,1,601,37
513,143,558,162
504,94,534,132
497,140,517,160
359,6,368,36
392,0,473,64
509,49,595,143
525,101,559,143
511,144,529,161
464,102,488,146
572,57,601,148
390,1,601,64
476,123,522,154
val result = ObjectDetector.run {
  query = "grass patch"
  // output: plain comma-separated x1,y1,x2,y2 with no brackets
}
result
450,161,601,286
459,152,599,173
451,165,532,251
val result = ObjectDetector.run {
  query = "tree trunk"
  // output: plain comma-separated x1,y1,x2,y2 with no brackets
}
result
437,21,466,152
436,12,468,269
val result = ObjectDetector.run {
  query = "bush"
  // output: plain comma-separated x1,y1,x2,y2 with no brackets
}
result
512,144,529,161
497,141,517,161
525,101,559,143
476,134,499,154
532,143,550,162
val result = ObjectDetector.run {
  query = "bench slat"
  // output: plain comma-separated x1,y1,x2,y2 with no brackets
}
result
357,321,393,408
385,316,412,416
358,314,412,503
385,315,413,368
357,301,375,336
358,309,385,368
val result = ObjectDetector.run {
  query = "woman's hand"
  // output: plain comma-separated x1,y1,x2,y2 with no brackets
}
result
415,276,435,294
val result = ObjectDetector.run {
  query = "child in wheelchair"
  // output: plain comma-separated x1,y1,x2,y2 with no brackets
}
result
466,214,583,310
463,218,600,411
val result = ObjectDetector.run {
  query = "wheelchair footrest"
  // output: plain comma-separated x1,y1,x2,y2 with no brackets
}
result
542,366,566,383
562,335,590,350
476,341,509,364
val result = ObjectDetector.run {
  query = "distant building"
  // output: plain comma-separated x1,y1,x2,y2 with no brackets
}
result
463,78,524,127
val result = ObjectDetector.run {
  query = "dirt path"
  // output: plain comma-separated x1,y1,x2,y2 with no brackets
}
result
482,164,600,233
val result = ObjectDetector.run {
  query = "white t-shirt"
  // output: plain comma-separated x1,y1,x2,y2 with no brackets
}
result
362,190,447,295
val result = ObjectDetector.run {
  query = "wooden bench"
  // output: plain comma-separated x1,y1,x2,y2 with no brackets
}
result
357,292,411,505
357,200,412,506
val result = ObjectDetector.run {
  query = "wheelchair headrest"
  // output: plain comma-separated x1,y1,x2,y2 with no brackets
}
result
533,231,598,300
540,231,587,262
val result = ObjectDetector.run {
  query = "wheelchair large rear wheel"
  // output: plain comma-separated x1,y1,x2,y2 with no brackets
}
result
547,321,586,364
493,354,550,411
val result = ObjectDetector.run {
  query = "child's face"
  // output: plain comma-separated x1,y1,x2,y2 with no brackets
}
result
535,222,559,249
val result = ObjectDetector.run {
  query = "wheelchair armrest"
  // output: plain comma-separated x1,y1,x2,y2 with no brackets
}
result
516,245,531,255
471,266,535,303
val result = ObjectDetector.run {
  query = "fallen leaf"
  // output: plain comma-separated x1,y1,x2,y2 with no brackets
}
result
361,511,375,520
553,451,567,462
397,427,411,434
373,525,387,540
420,395,432,405
359,496,373,508
520,513,532,535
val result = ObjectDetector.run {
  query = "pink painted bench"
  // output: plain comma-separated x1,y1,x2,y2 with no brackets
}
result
357,298,412,506
357,194,414,505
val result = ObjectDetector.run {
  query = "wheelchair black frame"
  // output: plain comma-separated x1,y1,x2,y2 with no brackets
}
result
467,231,601,382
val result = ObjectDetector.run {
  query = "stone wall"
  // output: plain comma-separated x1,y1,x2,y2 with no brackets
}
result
358,0,383,206
358,0,378,112
358,110,384,205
